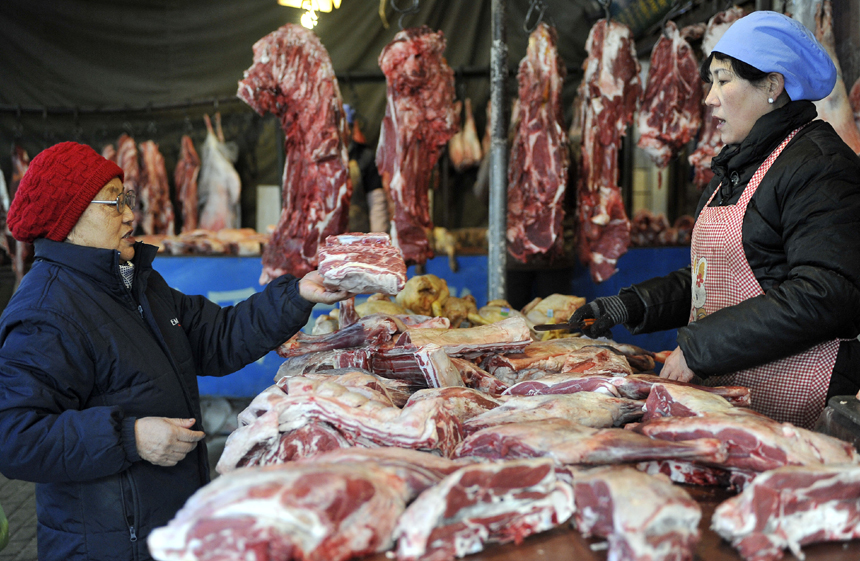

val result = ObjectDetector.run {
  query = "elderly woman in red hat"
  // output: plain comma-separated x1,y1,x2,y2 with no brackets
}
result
0,141,349,561
570,11,860,429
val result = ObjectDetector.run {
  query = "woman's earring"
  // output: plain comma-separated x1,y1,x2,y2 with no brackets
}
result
768,97,774,104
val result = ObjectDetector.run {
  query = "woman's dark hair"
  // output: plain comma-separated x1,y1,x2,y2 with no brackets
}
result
699,51,770,84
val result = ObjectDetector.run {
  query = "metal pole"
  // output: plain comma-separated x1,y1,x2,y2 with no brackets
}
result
488,0,508,301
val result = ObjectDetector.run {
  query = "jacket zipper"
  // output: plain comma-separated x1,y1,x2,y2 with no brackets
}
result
119,470,140,558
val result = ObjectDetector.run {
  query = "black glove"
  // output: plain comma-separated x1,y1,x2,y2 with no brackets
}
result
570,292,644,338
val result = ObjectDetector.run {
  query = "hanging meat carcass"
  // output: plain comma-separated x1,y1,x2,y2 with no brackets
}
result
376,26,460,267
576,19,641,283
507,23,569,263
238,23,351,283
637,21,702,168
688,6,744,188
448,98,482,172
116,134,143,231
7,145,33,288
174,135,200,233
197,113,241,232
138,140,176,235
807,0,860,154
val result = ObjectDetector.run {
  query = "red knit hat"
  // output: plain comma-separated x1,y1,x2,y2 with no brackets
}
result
7,141,125,243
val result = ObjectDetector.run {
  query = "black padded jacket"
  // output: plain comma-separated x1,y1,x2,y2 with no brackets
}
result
0,239,314,561
621,101,860,400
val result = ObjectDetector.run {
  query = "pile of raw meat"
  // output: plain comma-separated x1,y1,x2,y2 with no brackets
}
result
148,308,860,561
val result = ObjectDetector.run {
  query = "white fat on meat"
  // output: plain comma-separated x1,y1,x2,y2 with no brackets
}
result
712,465,860,561
394,459,575,561
317,233,407,295
573,465,701,561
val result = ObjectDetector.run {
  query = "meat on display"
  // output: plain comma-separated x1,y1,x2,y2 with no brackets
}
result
174,135,200,233
147,463,411,561
506,22,569,263
573,466,702,561
637,21,703,168
576,18,641,283
687,6,744,189
394,459,574,561
376,26,460,266
238,23,352,283
197,113,241,232
138,140,176,235
116,134,143,231
712,465,860,561
317,233,407,295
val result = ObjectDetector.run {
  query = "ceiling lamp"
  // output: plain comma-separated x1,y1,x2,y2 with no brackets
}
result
277,0,342,13
279,0,341,29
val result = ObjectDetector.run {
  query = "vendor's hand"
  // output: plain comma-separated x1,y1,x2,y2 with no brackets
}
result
135,417,205,467
569,295,623,338
299,270,351,305
659,346,695,383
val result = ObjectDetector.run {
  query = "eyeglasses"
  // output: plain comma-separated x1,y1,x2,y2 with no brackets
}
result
91,191,137,214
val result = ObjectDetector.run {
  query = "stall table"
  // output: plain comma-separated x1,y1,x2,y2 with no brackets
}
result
364,485,860,561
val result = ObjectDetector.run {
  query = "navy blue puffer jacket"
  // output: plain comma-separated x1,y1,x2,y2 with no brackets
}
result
0,239,313,561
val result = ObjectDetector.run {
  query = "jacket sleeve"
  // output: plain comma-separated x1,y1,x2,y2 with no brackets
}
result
679,153,860,377
621,267,692,334
170,273,315,377
0,313,134,483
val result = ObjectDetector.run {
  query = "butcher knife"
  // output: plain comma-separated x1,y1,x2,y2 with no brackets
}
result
533,318,595,332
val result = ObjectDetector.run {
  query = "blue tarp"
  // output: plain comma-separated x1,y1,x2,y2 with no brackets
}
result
154,247,688,397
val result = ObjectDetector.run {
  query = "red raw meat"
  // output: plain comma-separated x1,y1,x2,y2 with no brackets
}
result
5,145,33,288
138,140,175,235
238,23,352,282
637,21,703,168
454,418,727,466
712,465,860,561
317,233,407,295
174,135,200,233
394,459,574,561
632,410,859,472
116,134,143,231
506,23,569,262
147,463,410,561
376,26,460,266
641,382,738,420
576,19,641,283
573,466,701,561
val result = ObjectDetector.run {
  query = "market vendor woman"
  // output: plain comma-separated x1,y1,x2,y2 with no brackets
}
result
0,141,350,561
572,11,860,429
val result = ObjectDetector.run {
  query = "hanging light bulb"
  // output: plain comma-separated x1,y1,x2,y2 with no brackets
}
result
300,7,318,28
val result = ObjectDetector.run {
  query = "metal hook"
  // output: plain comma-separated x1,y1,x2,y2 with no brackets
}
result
14,105,24,140
391,0,419,30
524,0,547,33
597,0,612,23
661,0,690,39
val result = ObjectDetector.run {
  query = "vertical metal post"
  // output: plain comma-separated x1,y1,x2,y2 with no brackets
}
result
488,0,508,301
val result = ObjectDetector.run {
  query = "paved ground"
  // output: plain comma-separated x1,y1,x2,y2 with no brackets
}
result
0,396,244,560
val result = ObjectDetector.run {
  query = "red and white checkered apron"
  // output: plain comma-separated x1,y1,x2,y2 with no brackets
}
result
689,126,838,429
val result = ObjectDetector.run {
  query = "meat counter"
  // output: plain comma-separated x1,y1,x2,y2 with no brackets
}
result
363,485,860,561
153,246,690,398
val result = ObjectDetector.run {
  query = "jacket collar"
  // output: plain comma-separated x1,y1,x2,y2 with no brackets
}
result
712,100,818,179
34,239,157,291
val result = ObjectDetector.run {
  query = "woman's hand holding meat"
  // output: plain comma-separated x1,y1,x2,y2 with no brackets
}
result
298,270,351,304
660,346,695,382
135,417,206,467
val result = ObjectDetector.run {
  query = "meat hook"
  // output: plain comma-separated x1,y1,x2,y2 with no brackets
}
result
390,0,419,30
596,0,612,23
524,0,547,33
661,0,692,39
